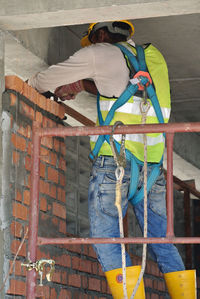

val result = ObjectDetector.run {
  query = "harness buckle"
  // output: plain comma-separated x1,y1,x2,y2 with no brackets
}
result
130,71,152,91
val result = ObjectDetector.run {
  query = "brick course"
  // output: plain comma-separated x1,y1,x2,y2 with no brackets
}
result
3,76,199,298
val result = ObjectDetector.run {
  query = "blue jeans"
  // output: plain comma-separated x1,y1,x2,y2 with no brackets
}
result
88,156,185,273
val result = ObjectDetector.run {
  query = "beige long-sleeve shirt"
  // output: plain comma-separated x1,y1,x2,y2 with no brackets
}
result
28,41,135,98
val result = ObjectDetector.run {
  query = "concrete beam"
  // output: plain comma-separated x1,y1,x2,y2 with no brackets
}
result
0,0,199,30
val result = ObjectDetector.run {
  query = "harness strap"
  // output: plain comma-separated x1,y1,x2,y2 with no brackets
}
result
89,82,142,161
89,43,164,203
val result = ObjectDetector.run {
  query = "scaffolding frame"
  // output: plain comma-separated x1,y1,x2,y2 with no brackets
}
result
27,121,200,298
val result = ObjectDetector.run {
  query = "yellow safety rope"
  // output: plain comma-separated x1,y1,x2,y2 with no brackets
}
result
115,166,128,298
110,122,128,298
110,91,150,298
130,91,150,298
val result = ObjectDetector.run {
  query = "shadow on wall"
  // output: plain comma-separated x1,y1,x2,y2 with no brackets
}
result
47,24,88,65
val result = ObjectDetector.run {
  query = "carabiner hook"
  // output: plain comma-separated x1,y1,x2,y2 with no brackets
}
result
109,121,126,168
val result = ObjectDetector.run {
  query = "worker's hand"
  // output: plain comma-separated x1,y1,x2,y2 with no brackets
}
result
54,80,84,101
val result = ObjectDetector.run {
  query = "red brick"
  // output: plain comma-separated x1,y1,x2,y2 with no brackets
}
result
52,216,58,227
25,174,31,188
10,93,17,106
40,212,50,222
59,173,65,186
98,264,104,276
40,197,47,211
88,277,101,291
16,190,22,202
36,285,50,298
61,271,67,284
50,100,59,117
57,187,65,203
11,133,26,151
157,280,166,292
12,260,27,276
40,180,50,195
55,254,71,268
41,136,53,149
79,260,92,273
68,274,81,287
72,256,80,270
27,142,32,156
92,262,98,275
48,167,59,184
145,277,153,288
64,244,82,254
58,289,71,299
59,157,66,171
22,81,31,99
29,85,39,105
23,189,30,205
49,184,57,199
146,293,151,299
60,142,66,156
81,275,88,288
36,111,43,123
37,94,47,110
25,156,31,171
36,248,50,260
20,102,35,120
88,246,97,259
50,152,57,166
40,162,46,178
11,240,26,257
54,138,60,152
10,221,23,238
52,271,61,283
101,280,107,293
7,279,26,295
82,245,88,256
5,76,23,93
40,147,50,163
52,202,66,219
17,125,30,138
58,105,66,120
12,150,20,165
13,202,28,220
50,288,57,299
59,220,67,234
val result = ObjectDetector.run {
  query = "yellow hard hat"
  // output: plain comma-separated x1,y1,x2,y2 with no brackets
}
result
81,20,135,47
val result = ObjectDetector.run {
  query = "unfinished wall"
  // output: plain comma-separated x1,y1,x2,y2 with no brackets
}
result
1,75,199,298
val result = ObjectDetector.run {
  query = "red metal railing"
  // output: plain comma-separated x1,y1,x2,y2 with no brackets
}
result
27,121,200,298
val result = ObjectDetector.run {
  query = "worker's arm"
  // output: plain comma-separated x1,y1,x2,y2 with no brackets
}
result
28,47,95,94
83,79,98,96
54,79,98,101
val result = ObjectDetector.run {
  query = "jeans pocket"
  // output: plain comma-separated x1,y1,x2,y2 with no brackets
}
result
99,180,129,217
149,173,166,218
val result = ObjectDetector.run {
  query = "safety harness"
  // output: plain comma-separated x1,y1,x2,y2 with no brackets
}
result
89,43,165,205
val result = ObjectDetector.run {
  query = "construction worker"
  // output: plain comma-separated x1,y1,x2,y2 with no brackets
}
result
28,21,196,298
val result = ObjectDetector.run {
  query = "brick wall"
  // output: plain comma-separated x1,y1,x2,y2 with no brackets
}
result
1,75,199,298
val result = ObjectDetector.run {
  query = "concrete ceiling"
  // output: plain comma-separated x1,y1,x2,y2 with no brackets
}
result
0,0,199,30
1,1,200,187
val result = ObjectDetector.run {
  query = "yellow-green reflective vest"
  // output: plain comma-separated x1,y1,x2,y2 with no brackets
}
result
90,43,171,163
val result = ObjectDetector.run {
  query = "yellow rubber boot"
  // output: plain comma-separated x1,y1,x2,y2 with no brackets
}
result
105,265,145,299
164,269,197,298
